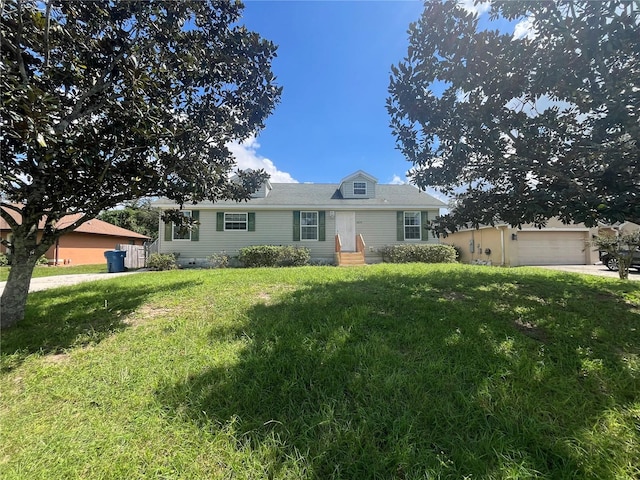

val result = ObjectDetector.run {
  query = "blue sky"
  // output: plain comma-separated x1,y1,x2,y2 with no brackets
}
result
230,0,524,197
230,0,428,186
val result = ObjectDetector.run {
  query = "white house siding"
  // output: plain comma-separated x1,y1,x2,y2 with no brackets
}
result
354,210,440,263
340,175,376,199
159,210,337,265
159,208,442,265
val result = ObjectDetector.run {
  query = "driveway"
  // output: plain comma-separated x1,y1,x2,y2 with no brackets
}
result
0,270,146,295
533,263,640,280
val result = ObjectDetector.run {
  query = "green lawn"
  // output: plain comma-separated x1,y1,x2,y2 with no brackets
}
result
0,264,107,282
1,264,639,479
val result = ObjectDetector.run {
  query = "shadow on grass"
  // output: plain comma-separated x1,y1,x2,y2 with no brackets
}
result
156,267,640,478
1,279,196,372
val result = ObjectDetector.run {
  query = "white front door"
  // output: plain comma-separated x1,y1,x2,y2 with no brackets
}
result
335,211,356,251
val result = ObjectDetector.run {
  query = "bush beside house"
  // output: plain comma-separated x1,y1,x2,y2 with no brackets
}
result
238,246,311,268
379,244,457,264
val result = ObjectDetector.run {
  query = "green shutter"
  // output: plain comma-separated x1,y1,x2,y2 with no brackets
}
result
397,211,404,241
216,212,224,231
164,220,172,242
248,212,256,231
191,210,199,242
318,211,325,241
293,211,300,241
421,211,429,241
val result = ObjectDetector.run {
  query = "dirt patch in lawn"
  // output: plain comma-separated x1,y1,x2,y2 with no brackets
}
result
126,305,174,327
513,318,549,343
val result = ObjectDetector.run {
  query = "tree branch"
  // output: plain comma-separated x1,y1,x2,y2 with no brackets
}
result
53,51,126,134
44,0,52,67
14,0,29,84
0,203,21,230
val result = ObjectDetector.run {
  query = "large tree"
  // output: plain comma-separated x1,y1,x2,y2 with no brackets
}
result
99,199,159,240
0,0,281,327
388,0,639,235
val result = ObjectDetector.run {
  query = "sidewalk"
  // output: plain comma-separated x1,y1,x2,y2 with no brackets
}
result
0,270,145,295
533,264,640,280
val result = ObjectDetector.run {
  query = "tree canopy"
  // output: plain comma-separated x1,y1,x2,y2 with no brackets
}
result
388,0,639,235
0,0,281,326
98,200,159,240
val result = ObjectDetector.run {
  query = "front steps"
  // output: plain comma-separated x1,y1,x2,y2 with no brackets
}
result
337,251,366,266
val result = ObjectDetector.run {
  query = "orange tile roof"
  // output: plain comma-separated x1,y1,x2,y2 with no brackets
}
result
0,207,150,239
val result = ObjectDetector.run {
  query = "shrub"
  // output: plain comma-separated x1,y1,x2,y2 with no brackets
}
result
449,244,462,261
207,251,230,269
147,253,179,271
238,245,310,268
0,253,10,266
37,255,49,265
378,244,457,264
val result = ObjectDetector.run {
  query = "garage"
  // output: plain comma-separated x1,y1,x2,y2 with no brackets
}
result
517,231,588,265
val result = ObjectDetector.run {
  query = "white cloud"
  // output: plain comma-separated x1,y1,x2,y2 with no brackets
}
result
458,0,490,16
513,17,537,40
389,173,449,208
389,174,407,185
227,135,297,183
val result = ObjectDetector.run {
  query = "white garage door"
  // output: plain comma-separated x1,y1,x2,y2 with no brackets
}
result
518,231,587,265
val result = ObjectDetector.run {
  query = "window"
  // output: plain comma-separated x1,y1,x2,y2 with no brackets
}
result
224,212,247,231
173,211,192,240
404,211,421,240
353,181,367,195
301,211,318,240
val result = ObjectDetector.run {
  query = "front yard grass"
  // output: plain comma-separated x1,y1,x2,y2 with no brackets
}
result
0,264,107,282
1,264,639,479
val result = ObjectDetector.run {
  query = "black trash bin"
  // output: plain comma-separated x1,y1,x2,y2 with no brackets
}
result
104,250,127,273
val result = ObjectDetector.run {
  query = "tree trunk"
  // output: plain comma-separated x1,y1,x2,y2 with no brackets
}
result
0,252,39,328
618,256,630,280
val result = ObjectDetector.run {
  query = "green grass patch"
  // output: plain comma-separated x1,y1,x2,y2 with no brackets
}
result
0,264,107,281
1,264,639,479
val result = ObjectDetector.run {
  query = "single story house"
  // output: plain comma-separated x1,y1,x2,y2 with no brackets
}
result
1,209,150,265
152,170,446,266
441,218,601,266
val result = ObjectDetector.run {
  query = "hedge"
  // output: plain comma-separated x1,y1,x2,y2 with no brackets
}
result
147,253,179,271
378,244,457,264
238,245,310,268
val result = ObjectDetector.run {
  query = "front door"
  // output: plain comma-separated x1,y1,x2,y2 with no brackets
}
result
335,211,356,251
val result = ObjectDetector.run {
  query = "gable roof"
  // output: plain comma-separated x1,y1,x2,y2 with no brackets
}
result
0,208,149,239
340,170,378,184
153,182,446,210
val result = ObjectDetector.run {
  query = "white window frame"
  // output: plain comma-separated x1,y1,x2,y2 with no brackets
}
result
300,211,319,241
224,212,248,231
404,211,421,241
353,181,367,195
173,210,192,241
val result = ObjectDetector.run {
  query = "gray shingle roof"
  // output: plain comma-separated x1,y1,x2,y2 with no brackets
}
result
154,183,446,210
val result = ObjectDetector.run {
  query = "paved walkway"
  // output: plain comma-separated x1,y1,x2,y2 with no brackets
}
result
533,264,640,280
0,270,146,295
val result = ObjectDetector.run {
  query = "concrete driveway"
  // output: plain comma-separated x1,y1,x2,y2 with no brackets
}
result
533,263,640,280
0,270,146,295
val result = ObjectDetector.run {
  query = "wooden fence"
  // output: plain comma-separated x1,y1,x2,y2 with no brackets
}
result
115,244,147,269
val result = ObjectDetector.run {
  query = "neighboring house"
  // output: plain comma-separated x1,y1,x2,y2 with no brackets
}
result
598,221,640,237
0,209,150,265
441,218,600,266
152,170,446,266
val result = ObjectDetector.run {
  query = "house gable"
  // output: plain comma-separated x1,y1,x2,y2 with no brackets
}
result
339,170,377,199
250,179,272,198
229,174,272,199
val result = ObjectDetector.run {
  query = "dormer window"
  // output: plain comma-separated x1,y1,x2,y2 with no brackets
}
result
353,182,367,195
